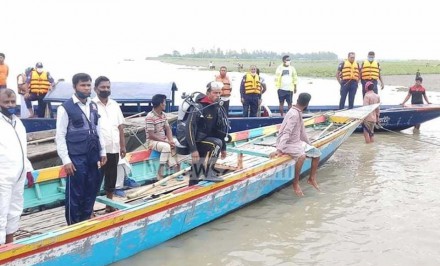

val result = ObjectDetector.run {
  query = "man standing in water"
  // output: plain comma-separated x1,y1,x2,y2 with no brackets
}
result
362,81,381,143
400,76,432,131
56,73,107,224
270,93,321,196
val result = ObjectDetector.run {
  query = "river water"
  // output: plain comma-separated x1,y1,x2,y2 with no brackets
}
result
92,60,440,266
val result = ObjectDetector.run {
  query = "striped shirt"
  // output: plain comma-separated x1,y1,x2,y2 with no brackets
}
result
145,110,169,143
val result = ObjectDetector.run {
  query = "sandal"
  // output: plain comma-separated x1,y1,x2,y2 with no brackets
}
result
105,206,117,213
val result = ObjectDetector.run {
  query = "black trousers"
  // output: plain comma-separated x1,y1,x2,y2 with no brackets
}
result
189,137,222,185
100,153,119,193
222,100,230,116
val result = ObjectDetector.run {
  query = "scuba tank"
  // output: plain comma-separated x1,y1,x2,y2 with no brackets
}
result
176,92,204,146
176,92,231,146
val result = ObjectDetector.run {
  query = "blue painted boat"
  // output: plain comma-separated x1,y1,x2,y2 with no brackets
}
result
22,81,440,134
21,81,179,133
227,104,440,132
0,105,377,265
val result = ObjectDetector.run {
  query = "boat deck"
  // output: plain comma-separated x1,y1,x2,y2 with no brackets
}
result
16,146,275,241
16,122,332,241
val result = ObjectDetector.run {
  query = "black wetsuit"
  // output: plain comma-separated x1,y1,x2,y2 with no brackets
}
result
177,94,228,185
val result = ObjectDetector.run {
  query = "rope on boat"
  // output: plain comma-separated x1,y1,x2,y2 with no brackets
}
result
378,125,440,147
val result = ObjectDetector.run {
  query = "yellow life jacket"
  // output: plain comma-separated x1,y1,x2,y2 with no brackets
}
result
361,60,380,80
215,74,232,97
341,60,359,81
244,73,261,94
29,70,51,94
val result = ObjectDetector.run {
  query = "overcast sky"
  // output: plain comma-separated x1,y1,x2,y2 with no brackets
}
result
3,0,440,67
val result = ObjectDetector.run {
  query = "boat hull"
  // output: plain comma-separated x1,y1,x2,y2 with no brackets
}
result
2,118,359,266
23,104,440,134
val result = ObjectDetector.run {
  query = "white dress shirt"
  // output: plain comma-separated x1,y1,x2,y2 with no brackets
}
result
55,94,106,165
92,97,125,154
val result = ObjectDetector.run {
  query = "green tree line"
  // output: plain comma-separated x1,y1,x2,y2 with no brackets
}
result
158,48,338,61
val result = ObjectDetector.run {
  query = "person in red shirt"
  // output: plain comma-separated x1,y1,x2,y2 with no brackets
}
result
400,76,431,131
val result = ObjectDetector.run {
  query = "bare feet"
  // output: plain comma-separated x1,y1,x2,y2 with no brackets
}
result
293,182,304,197
307,176,320,191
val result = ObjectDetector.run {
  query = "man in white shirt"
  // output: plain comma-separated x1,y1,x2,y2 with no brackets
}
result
92,76,126,213
275,55,298,116
55,73,107,225
0,88,32,244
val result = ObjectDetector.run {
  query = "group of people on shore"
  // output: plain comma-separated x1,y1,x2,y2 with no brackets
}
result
0,51,435,245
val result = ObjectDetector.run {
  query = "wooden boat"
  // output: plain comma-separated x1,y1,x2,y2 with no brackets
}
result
23,81,179,168
227,104,440,132
0,105,377,265
21,81,179,133
21,79,439,135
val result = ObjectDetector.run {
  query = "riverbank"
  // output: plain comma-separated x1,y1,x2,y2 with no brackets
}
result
151,57,440,78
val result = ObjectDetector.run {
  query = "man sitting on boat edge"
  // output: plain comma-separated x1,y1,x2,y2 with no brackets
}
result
176,81,229,186
270,93,321,197
145,94,183,183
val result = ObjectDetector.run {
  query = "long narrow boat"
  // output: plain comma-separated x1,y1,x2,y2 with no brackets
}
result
21,81,179,133
21,80,440,134
0,105,377,265
227,104,440,132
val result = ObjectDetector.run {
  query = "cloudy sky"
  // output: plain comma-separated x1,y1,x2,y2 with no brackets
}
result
3,0,440,67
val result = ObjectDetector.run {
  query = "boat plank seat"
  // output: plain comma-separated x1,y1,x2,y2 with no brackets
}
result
95,196,132,210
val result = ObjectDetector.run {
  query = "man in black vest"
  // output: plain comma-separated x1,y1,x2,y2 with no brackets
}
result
55,73,107,225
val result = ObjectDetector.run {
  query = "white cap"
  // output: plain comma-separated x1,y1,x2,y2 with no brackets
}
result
209,81,224,90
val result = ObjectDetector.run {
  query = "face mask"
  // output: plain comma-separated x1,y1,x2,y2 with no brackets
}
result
76,91,90,99
368,57,374,62
1,106,16,117
285,61,291,66
98,91,111,98
36,68,43,73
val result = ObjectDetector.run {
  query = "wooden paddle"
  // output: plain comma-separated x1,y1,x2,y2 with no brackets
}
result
126,167,191,199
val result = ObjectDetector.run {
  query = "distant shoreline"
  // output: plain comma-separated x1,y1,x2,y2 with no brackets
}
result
150,58,440,92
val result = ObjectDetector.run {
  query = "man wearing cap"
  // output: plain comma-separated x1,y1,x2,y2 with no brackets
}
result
0,53,9,89
270,93,321,197
360,51,384,98
25,62,55,117
176,81,229,186
362,81,381,143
